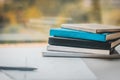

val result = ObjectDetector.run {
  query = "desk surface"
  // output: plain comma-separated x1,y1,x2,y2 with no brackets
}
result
0,46,120,80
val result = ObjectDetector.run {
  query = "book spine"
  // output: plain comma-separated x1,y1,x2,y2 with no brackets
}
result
50,28,106,42
48,37,111,50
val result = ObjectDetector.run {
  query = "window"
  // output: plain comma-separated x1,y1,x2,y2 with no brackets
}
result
0,0,120,43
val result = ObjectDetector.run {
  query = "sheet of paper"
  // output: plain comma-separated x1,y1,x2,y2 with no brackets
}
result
115,44,120,54
0,71,13,80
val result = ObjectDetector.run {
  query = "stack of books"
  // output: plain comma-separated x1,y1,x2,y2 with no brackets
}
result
43,24,120,58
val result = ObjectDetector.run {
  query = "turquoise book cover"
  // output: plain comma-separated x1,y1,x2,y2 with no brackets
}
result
50,28,109,42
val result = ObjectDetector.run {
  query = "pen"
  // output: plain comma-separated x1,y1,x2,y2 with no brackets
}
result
0,66,37,71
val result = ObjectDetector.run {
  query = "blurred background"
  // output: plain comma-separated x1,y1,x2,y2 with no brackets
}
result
0,0,120,46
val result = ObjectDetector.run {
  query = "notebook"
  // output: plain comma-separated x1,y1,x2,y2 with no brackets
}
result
3,57,97,80
50,28,120,42
47,45,110,55
48,36,120,50
61,23,120,33
0,48,97,80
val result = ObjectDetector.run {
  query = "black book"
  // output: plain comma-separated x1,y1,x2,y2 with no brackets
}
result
49,37,120,50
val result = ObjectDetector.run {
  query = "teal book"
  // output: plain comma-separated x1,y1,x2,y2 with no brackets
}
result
50,28,120,42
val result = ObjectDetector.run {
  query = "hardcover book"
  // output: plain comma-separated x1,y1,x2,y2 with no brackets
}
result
61,23,120,33
43,50,120,59
50,28,120,42
48,37,120,50
47,45,111,55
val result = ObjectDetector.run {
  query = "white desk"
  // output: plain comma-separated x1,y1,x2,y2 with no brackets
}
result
0,47,120,80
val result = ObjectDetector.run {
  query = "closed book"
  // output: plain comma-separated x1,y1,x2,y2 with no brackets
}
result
50,28,120,42
47,45,111,55
43,51,120,59
49,37,120,50
61,23,120,33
